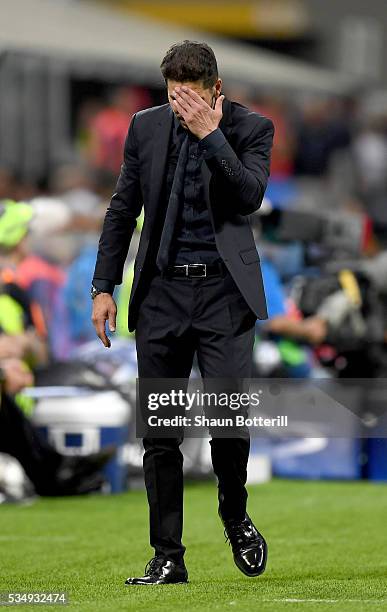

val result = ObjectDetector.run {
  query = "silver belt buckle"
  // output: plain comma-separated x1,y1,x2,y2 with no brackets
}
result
173,264,190,276
189,263,207,277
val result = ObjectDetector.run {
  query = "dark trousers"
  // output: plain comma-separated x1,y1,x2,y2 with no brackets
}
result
135,266,257,563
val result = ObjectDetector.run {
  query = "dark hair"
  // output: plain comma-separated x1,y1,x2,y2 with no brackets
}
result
160,40,218,89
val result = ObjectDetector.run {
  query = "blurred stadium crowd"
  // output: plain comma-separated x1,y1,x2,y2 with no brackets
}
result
2,80,387,499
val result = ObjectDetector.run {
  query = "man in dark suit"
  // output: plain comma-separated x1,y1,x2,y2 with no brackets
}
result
91,40,274,585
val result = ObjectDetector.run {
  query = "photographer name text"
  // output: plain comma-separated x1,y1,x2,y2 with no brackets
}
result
147,415,288,428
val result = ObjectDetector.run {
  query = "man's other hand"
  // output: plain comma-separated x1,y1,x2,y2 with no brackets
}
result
91,293,117,348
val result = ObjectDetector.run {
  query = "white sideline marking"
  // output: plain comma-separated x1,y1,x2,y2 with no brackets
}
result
265,599,387,604
0,536,75,542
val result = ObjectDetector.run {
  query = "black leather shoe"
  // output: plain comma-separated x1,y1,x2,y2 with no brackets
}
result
125,556,188,585
220,512,268,577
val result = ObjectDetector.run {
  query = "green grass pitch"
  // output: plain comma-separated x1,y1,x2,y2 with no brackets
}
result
1,479,387,611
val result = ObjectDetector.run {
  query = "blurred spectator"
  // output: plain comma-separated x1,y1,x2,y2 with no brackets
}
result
266,258,387,378
62,243,99,347
0,200,49,412
75,97,104,160
50,164,102,219
0,201,48,363
294,97,351,176
4,198,73,360
253,97,296,179
48,165,107,268
84,86,151,174
352,115,387,236
225,88,296,180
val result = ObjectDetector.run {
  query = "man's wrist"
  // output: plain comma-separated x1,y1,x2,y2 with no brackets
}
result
92,279,115,295
91,280,115,300
199,127,227,158
198,127,217,140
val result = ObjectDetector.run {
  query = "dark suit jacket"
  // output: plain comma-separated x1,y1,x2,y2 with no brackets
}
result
93,97,275,332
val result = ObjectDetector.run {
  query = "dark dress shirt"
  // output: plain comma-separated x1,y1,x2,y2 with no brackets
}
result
167,115,221,265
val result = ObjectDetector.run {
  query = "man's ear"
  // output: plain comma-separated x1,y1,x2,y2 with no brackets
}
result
212,85,222,108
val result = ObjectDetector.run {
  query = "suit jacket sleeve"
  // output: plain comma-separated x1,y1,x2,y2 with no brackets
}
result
200,117,274,216
93,113,142,285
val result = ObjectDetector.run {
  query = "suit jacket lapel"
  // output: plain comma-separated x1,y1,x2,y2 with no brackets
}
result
148,104,174,232
218,96,233,135
201,97,233,228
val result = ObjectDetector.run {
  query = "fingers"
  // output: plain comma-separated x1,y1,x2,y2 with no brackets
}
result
92,295,117,348
173,85,213,127
178,86,206,107
174,87,196,108
108,305,117,333
172,98,188,120
173,87,201,113
96,318,111,348
215,94,225,113
92,312,111,348
173,92,191,113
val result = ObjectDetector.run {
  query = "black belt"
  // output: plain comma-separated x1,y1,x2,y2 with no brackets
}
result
162,261,227,278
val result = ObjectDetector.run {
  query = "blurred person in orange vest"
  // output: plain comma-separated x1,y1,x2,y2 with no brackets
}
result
0,201,48,364
0,200,50,413
15,196,74,359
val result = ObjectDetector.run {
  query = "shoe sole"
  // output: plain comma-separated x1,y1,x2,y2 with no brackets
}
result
125,581,189,586
234,560,267,577
234,546,268,578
